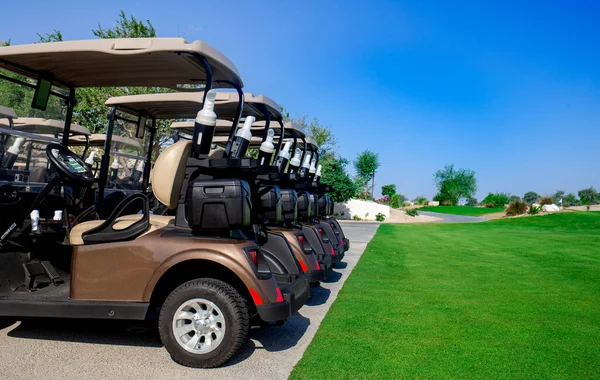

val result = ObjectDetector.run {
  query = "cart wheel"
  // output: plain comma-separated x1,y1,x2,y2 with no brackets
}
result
158,278,249,368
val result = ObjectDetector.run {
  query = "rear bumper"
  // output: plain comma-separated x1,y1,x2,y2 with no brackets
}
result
286,274,310,315
256,301,291,322
306,268,325,283
331,245,345,263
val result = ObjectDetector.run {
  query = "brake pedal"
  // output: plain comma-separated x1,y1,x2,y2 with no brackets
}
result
41,260,62,285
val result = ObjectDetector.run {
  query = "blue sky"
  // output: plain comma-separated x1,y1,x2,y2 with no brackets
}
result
2,0,599,200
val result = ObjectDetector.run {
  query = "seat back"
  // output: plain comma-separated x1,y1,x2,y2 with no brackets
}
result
152,140,192,209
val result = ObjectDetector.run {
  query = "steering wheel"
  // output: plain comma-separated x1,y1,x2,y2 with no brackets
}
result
46,143,95,185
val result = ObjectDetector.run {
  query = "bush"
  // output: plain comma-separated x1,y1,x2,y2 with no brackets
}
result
528,205,541,215
391,194,400,209
413,196,429,206
352,215,362,221
506,200,527,216
481,193,509,208
538,196,554,206
441,199,453,206
375,213,386,222
405,208,419,217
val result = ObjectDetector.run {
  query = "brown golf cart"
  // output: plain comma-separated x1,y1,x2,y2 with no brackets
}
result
174,116,332,285
98,91,310,313
0,38,293,368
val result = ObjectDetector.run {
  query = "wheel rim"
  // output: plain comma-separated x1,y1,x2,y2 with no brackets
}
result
172,298,226,354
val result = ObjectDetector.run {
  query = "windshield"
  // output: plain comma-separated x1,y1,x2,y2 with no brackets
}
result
0,68,70,190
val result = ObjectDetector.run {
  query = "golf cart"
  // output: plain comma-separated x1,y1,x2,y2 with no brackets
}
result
302,138,346,263
98,90,310,313
0,38,293,368
174,115,331,285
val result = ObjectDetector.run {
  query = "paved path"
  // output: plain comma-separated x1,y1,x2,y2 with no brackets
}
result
0,221,380,380
418,211,490,223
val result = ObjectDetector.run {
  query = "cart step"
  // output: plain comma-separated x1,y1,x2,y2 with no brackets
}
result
41,260,61,285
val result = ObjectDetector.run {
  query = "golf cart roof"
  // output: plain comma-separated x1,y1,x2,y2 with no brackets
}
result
252,121,305,138
0,105,17,119
305,137,318,150
0,38,242,89
104,91,281,120
69,134,143,151
170,119,238,135
6,118,90,136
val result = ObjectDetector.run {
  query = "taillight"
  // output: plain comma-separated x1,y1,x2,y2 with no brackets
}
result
299,260,308,273
276,288,284,303
249,288,263,305
318,228,324,236
245,247,272,280
331,246,336,256
247,249,258,266
316,260,321,270
297,235,304,245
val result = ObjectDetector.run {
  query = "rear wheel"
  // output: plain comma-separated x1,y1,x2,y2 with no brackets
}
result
158,278,249,368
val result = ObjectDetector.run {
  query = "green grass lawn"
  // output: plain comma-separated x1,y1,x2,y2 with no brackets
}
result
418,205,505,216
291,212,600,379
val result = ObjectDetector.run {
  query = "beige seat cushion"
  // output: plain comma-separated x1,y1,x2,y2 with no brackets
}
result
70,214,174,245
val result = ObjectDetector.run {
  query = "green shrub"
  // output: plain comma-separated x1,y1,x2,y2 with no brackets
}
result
528,205,541,215
391,194,401,209
405,208,419,217
482,193,509,208
539,196,554,206
375,213,386,222
506,200,527,216
508,195,521,202
413,196,429,206
352,215,362,221
484,203,495,208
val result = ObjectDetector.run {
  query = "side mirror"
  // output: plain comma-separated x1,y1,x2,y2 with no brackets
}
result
136,116,147,139
31,76,53,111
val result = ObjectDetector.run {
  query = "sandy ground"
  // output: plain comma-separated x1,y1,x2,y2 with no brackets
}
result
383,208,443,223
0,222,379,380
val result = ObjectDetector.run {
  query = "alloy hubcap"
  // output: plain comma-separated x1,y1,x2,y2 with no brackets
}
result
172,298,226,354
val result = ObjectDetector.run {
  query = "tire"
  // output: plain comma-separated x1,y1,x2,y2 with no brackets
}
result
158,278,249,368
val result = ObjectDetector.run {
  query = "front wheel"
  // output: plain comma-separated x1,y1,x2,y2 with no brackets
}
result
158,278,250,368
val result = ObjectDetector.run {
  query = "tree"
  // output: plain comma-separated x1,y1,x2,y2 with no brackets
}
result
37,30,63,43
1,39,10,46
432,164,477,206
509,195,521,202
320,157,357,203
563,193,579,207
381,184,396,198
354,150,380,198
282,106,354,202
93,11,156,39
578,187,599,205
523,191,540,204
